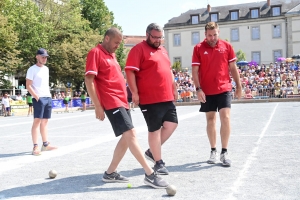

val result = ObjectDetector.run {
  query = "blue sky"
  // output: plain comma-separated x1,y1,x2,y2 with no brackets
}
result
105,0,261,35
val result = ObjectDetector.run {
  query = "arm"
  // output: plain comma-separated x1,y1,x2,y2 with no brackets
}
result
192,66,206,103
125,70,139,106
85,74,105,121
229,62,242,99
26,79,39,101
170,70,178,101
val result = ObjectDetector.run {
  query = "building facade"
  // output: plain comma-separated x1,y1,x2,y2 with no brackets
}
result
164,0,300,71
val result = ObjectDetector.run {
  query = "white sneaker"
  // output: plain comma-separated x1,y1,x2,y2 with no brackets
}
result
207,150,217,164
220,152,231,166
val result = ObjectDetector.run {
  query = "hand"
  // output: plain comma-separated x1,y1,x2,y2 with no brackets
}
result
197,90,206,103
235,88,242,99
132,92,139,106
95,106,105,121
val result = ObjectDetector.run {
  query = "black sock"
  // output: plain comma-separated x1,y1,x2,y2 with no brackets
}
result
43,141,49,147
211,148,216,152
156,159,163,165
34,144,38,147
221,148,227,154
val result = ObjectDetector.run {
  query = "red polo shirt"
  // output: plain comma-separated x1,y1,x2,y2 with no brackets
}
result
192,39,236,95
125,41,174,105
85,44,128,110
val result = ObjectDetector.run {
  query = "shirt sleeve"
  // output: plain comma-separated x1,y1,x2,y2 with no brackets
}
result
26,67,33,80
85,48,99,76
192,45,201,67
125,45,142,71
228,44,237,63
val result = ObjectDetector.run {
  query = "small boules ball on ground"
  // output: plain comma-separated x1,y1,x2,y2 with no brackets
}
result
49,170,57,179
166,184,177,196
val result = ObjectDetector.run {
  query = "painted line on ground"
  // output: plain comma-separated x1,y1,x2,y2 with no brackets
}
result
0,112,199,174
227,103,279,200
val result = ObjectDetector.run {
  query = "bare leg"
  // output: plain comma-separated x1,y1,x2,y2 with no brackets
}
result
148,129,162,162
206,112,217,148
160,121,177,145
32,118,42,144
219,108,231,149
40,119,49,143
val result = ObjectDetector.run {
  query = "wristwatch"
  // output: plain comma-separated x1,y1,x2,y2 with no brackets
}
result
196,87,202,91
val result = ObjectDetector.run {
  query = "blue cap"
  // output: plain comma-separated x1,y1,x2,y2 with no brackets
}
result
36,48,49,56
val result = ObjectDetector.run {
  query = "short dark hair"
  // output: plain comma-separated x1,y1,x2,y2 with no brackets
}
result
104,27,122,38
205,22,219,31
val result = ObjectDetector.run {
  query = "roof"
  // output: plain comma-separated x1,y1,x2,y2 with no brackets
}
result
165,0,300,27
123,35,165,47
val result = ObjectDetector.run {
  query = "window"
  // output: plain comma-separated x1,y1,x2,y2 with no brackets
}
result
251,26,260,40
191,15,199,24
210,13,218,22
231,28,239,42
174,57,181,63
250,9,259,18
230,11,239,20
174,34,181,46
192,32,200,45
273,24,281,38
273,50,282,62
272,6,281,16
252,51,261,64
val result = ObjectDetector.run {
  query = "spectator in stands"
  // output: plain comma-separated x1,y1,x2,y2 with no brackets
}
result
1,92,11,117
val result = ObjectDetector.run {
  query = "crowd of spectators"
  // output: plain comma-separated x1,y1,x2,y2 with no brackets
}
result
173,61,300,102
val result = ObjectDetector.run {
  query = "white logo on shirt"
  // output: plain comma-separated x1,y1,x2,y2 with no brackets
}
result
204,51,208,54
150,52,154,56
106,59,111,62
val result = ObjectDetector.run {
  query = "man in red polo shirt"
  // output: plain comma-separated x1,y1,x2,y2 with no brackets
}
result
192,22,242,167
85,27,168,189
125,23,178,175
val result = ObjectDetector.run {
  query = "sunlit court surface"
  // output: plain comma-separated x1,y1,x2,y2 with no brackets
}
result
0,102,299,200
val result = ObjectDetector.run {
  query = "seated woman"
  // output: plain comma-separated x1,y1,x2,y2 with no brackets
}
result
244,85,253,99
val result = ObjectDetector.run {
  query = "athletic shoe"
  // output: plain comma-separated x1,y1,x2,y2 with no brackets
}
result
144,172,169,189
220,152,231,166
207,150,217,164
32,146,41,156
145,149,155,164
102,171,129,183
41,142,58,152
154,160,169,175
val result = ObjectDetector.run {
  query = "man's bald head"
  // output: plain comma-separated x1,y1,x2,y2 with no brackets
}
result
104,27,122,39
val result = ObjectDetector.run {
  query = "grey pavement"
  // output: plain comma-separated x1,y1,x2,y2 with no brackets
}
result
0,102,300,200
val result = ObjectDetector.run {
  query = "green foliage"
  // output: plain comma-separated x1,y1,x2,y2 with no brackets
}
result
0,0,123,90
236,50,247,62
0,13,22,88
172,61,182,72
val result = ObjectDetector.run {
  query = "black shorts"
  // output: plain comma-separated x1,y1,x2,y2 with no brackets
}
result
28,103,33,107
104,107,134,137
81,99,86,103
33,97,52,119
139,101,178,132
200,91,231,112
63,100,68,105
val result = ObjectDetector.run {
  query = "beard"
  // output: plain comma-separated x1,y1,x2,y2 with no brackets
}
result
146,37,160,49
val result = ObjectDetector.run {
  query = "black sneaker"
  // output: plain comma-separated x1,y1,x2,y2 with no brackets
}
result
145,149,155,164
144,172,169,189
102,171,129,183
154,160,169,175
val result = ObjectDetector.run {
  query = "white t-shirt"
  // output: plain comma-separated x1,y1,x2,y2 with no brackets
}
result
1,97,10,107
26,65,51,97
16,96,22,100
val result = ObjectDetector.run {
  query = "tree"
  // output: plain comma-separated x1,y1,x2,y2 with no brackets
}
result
172,61,182,72
236,49,247,62
0,14,22,89
80,0,114,35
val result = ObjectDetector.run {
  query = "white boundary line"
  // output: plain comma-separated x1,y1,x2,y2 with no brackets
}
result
0,112,199,175
227,103,279,200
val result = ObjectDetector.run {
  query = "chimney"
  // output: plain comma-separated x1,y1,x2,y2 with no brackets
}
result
267,0,271,6
207,4,211,12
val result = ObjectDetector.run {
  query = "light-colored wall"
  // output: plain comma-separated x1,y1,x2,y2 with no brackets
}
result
165,15,299,71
